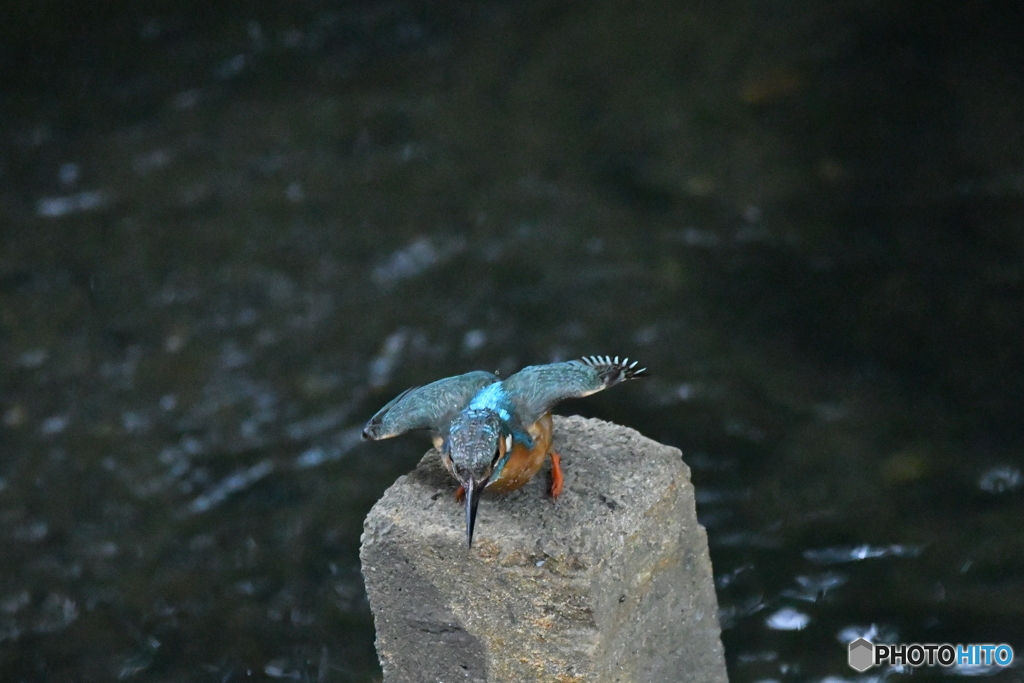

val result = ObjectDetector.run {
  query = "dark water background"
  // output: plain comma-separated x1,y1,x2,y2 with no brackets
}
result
2,0,1023,681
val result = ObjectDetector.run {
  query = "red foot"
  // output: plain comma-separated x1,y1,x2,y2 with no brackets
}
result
549,451,563,500
455,484,465,503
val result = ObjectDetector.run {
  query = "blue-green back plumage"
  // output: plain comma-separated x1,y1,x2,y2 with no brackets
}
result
467,383,513,421
468,382,533,448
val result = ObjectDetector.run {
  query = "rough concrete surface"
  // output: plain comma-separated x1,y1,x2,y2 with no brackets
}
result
360,416,727,683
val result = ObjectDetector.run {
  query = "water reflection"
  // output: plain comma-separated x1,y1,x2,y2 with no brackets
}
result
3,0,1023,681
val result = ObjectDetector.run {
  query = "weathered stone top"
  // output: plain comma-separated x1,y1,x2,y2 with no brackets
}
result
363,414,690,561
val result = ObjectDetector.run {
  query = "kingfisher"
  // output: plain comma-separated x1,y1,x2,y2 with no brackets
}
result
361,355,647,546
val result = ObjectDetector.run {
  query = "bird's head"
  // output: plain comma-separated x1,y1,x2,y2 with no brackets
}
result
444,408,512,547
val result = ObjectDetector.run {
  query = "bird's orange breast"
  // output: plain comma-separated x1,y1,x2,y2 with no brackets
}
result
486,412,554,494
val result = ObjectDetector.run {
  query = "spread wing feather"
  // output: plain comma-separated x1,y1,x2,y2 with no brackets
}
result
502,356,647,425
361,370,499,440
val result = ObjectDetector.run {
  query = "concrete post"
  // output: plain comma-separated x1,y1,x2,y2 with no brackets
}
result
360,416,727,683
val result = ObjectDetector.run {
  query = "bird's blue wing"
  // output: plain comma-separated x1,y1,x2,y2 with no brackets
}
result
501,356,647,425
361,371,499,440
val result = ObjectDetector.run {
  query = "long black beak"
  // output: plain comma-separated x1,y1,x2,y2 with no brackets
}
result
464,477,485,547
